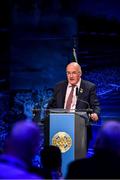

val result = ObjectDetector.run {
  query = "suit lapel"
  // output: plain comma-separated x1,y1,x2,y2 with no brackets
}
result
61,81,68,107
78,79,85,99
76,79,85,109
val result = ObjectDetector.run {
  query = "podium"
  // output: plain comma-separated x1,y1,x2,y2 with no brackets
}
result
44,109,89,177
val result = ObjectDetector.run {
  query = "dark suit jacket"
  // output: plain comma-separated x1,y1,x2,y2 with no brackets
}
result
47,79,100,115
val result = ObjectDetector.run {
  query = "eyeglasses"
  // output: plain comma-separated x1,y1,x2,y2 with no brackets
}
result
66,71,80,76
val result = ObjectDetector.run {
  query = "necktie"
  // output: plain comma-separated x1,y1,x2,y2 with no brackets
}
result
65,85,75,110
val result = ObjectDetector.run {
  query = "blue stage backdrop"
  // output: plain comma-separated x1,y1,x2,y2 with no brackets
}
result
0,0,120,176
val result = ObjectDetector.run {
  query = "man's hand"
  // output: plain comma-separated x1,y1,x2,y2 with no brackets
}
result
90,113,98,121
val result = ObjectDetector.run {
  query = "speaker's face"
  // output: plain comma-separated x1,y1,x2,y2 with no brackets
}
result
66,63,81,85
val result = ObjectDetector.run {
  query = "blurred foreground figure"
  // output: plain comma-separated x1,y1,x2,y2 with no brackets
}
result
40,145,63,179
66,121,120,179
0,120,43,179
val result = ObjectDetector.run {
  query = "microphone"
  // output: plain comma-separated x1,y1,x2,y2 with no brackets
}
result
76,87,93,113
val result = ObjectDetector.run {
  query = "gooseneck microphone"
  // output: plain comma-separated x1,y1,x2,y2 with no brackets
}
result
76,87,93,113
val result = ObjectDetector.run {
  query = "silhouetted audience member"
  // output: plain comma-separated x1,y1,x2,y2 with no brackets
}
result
66,121,120,179
0,120,43,179
40,145,63,179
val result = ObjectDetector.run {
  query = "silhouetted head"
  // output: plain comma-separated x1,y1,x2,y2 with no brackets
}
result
40,145,62,171
5,120,40,165
95,120,120,157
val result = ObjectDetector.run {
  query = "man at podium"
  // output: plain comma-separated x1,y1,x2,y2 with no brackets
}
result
47,62,100,147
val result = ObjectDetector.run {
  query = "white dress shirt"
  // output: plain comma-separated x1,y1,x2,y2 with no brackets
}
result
64,79,81,111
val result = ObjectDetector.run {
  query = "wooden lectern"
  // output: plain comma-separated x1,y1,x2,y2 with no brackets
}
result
44,109,89,177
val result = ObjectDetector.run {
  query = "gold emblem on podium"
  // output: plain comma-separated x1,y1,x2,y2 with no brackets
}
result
52,132,72,153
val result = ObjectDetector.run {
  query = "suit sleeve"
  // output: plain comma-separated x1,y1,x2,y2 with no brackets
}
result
89,84,100,116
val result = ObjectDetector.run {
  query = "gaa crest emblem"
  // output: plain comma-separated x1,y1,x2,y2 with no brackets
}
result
52,132,72,153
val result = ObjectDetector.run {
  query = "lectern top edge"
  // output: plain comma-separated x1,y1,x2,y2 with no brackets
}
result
47,108,91,113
